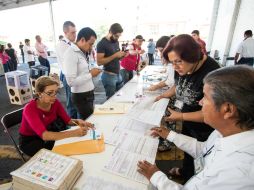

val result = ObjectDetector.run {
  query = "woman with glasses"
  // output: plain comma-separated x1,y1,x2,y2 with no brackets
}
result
155,34,220,182
19,76,94,157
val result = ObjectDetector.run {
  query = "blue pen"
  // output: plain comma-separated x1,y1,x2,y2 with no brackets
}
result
92,130,96,140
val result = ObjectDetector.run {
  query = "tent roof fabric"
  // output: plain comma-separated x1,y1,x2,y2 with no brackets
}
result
0,0,51,11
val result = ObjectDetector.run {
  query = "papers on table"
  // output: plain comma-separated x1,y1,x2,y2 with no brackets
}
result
104,149,155,184
94,103,132,114
104,125,159,184
127,97,169,126
115,116,155,134
81,176,141,190
105,128,158,157
54,126,102,146
115,130,159,158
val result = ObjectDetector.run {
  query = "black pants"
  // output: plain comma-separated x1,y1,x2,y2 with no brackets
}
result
19,135,55,157
7,59,17,71
148,53,154,65
237,57,254,66
38,56,50,73
28,61,35,68
72,90,94,120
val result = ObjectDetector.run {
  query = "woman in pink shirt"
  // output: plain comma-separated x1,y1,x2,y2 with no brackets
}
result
19,76,94,156
0,45,10,73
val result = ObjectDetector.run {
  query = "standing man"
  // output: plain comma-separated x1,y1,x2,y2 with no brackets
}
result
191,30,207,55
63,27,101,120
96,23,127,99
5,43,19,71
56,21,78,119
120,35,145,84
23,39,35,68
35,35,50,73
234,30,254,66
147,38,156,65
19,42,25,64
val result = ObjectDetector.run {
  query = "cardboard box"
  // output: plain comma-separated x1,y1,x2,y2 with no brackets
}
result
5,70,30,89
30,65,49,79
7,86,32,105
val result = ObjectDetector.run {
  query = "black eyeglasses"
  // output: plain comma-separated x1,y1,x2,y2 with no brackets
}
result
170,59,183,65
43,91,59,97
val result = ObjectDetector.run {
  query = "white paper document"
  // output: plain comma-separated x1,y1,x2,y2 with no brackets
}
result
104,149,155,184
105,128,159,157
81,176,141,190
115,116,155,134
127,109,161,126
115,130,159,158
127,97,169,125
132,96,168,111
54,126,102,146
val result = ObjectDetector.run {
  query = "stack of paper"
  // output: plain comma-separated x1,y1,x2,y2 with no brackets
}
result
11,149,83,190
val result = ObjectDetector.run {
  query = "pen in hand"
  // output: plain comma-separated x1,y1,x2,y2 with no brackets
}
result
72,120,81,127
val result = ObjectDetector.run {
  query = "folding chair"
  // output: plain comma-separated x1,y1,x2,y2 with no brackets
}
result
1,108,26,162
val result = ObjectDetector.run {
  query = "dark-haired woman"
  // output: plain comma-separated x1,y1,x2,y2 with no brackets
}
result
155,34,220,182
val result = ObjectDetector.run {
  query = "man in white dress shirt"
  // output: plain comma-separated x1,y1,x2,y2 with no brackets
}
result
56,21,79,119
137,65,254,190
63,27,101,120
234,30,254,66
23,39,35,68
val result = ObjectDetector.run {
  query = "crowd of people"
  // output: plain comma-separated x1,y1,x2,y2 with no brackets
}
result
1,20,253,189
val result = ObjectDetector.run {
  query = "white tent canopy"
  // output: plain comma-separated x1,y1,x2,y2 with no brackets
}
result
0,0,50,11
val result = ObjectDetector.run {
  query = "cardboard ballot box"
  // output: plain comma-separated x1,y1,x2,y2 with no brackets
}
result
7,86,32,105
30,65,49,79
5,70,30,89
5,71,32,105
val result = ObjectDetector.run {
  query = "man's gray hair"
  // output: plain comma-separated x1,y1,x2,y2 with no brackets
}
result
204,65,254,130
63,21,75,32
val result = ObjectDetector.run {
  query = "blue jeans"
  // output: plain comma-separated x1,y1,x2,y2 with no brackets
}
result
101,72,123,99
120,69,133,84
60,72,79,119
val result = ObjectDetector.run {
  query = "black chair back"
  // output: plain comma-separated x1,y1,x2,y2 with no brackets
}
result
1,108,26,162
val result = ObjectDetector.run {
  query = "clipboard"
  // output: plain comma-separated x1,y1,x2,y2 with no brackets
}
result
52,135,105,156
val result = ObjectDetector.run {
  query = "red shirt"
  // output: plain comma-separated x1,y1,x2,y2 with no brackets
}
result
19,99,71,138
120,43,141,71
0,52,10,64
197,38,207,55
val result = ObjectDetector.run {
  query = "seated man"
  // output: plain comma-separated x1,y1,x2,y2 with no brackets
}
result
137,65,254,190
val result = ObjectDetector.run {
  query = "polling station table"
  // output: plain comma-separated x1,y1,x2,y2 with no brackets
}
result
59,65,169,190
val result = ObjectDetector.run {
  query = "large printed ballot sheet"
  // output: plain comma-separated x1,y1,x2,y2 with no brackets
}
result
127,97,169,126
113,116,155,135
105,128,159,157
104,128,159,184
104,148,155,185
